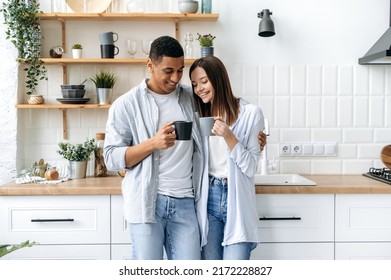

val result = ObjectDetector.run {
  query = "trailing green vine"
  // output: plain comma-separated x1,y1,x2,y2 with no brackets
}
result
1,0,47,95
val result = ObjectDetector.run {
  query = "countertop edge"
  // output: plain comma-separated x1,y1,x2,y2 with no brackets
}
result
1,175,391,196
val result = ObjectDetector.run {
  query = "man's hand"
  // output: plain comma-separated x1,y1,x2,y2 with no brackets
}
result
152,122,177,150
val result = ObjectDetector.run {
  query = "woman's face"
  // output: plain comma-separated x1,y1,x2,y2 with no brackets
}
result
190,66,214,104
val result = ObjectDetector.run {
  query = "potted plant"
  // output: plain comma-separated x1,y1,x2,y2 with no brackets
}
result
90,70,118,104
196,33,216,57
72,43,83,59
1,0,47,104
57,138,95,179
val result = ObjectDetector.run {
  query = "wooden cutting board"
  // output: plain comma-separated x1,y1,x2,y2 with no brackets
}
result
380,145,391,169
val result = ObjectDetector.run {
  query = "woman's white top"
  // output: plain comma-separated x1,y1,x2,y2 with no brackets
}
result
208,135,228,178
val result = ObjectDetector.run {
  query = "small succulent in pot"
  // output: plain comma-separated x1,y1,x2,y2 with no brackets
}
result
57,138,95,162
72,43,83,50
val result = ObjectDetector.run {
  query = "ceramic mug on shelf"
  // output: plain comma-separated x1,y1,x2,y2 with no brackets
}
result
100,44,119,58
99,32,119,45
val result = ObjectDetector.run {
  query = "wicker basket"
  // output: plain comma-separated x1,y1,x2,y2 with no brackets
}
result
27,95,45,105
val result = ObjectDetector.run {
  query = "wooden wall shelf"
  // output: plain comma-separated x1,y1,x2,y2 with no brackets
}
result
16,104,110,109
40,58,197,65
38,13,219,22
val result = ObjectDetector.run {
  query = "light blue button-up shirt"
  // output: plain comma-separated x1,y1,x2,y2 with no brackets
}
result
104,79,204,223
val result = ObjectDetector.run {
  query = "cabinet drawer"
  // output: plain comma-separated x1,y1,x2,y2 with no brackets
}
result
0,195,110,244
1,244,110,260
335,242,391,260
336,194,391,242
111,195,131,244
251,243,334,260
256,194,334,242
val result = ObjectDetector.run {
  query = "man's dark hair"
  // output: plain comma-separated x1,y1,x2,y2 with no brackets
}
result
149,36,184,63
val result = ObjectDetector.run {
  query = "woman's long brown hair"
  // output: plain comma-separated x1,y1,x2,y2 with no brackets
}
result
189,56,239,126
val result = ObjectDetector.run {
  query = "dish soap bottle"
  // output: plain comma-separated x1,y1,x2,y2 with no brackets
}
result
94,133,107,177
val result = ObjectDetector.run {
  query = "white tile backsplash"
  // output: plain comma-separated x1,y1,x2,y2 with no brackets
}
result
8,61,391,175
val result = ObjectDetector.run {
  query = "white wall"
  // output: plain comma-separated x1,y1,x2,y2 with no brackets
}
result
1,0,391,181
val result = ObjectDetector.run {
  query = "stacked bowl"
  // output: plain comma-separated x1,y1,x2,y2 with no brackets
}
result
178,0,198,13
60,84,86,98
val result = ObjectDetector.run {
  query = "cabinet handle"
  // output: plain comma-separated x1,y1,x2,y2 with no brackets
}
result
259,217,301,221
31,219,74,222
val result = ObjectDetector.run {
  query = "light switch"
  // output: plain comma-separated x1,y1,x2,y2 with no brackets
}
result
325,143,337,156
302,144,313,155
313,144,325,155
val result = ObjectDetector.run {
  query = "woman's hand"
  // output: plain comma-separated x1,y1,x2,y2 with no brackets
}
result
258,131,267,151
212,117,238,150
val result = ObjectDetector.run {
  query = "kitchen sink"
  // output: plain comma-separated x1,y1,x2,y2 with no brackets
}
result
254,174,317,186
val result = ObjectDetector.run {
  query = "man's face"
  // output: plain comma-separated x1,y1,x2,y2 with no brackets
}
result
147,56,185,94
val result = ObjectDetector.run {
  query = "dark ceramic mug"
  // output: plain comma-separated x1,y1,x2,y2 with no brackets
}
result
100,44,119,59
174,121,193,141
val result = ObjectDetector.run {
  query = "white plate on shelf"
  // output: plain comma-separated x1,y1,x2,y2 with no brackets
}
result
57,98,90,104
66,0,112,13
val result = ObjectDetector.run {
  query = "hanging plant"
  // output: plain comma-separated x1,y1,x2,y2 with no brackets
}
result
1,0,47,95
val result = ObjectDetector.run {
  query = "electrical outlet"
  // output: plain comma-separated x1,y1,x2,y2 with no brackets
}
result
291,144,302,155
279,144,291,156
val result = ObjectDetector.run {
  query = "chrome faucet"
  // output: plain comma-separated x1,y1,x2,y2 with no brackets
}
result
260,118,276,175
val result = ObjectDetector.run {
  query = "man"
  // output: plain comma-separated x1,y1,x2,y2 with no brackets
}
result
104,36,203,260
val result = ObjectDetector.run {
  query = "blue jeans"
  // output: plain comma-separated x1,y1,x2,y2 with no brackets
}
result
129,193,201,260
201,176,255,260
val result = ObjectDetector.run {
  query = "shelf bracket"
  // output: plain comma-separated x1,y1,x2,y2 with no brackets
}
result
60,108,68,139
60,19,66,52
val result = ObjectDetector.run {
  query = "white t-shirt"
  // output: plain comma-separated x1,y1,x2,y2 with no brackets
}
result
149,89,194,198
208,135,228,178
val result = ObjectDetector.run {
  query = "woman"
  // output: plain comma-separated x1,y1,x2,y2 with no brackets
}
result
189,56,264,260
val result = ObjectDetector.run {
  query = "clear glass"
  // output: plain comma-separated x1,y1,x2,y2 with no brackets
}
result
184,33,193,59
142,39,153,57
83,0,91,13
126,39,137,58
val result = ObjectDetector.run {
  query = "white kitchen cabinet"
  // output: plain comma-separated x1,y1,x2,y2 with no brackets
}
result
111,195,131,244
252,243,334,260
0,195,111,259
111,244,133,260
254,194,335,260
0,195,110,244
1,245,110,260
335,243,391,260
335,194,391,242
335,194,391,260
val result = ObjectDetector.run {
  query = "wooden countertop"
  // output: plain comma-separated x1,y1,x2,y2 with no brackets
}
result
1,175,391,196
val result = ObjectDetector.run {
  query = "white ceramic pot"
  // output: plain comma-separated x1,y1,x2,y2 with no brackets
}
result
72,49,82,59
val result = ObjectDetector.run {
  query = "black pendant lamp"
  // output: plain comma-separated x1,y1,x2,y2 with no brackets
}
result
258,9,275,37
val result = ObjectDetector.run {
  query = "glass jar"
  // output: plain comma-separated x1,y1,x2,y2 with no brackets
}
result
94,133,107,177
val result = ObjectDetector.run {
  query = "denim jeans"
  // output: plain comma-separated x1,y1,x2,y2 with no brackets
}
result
129,193,201,260
201,176,255,260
